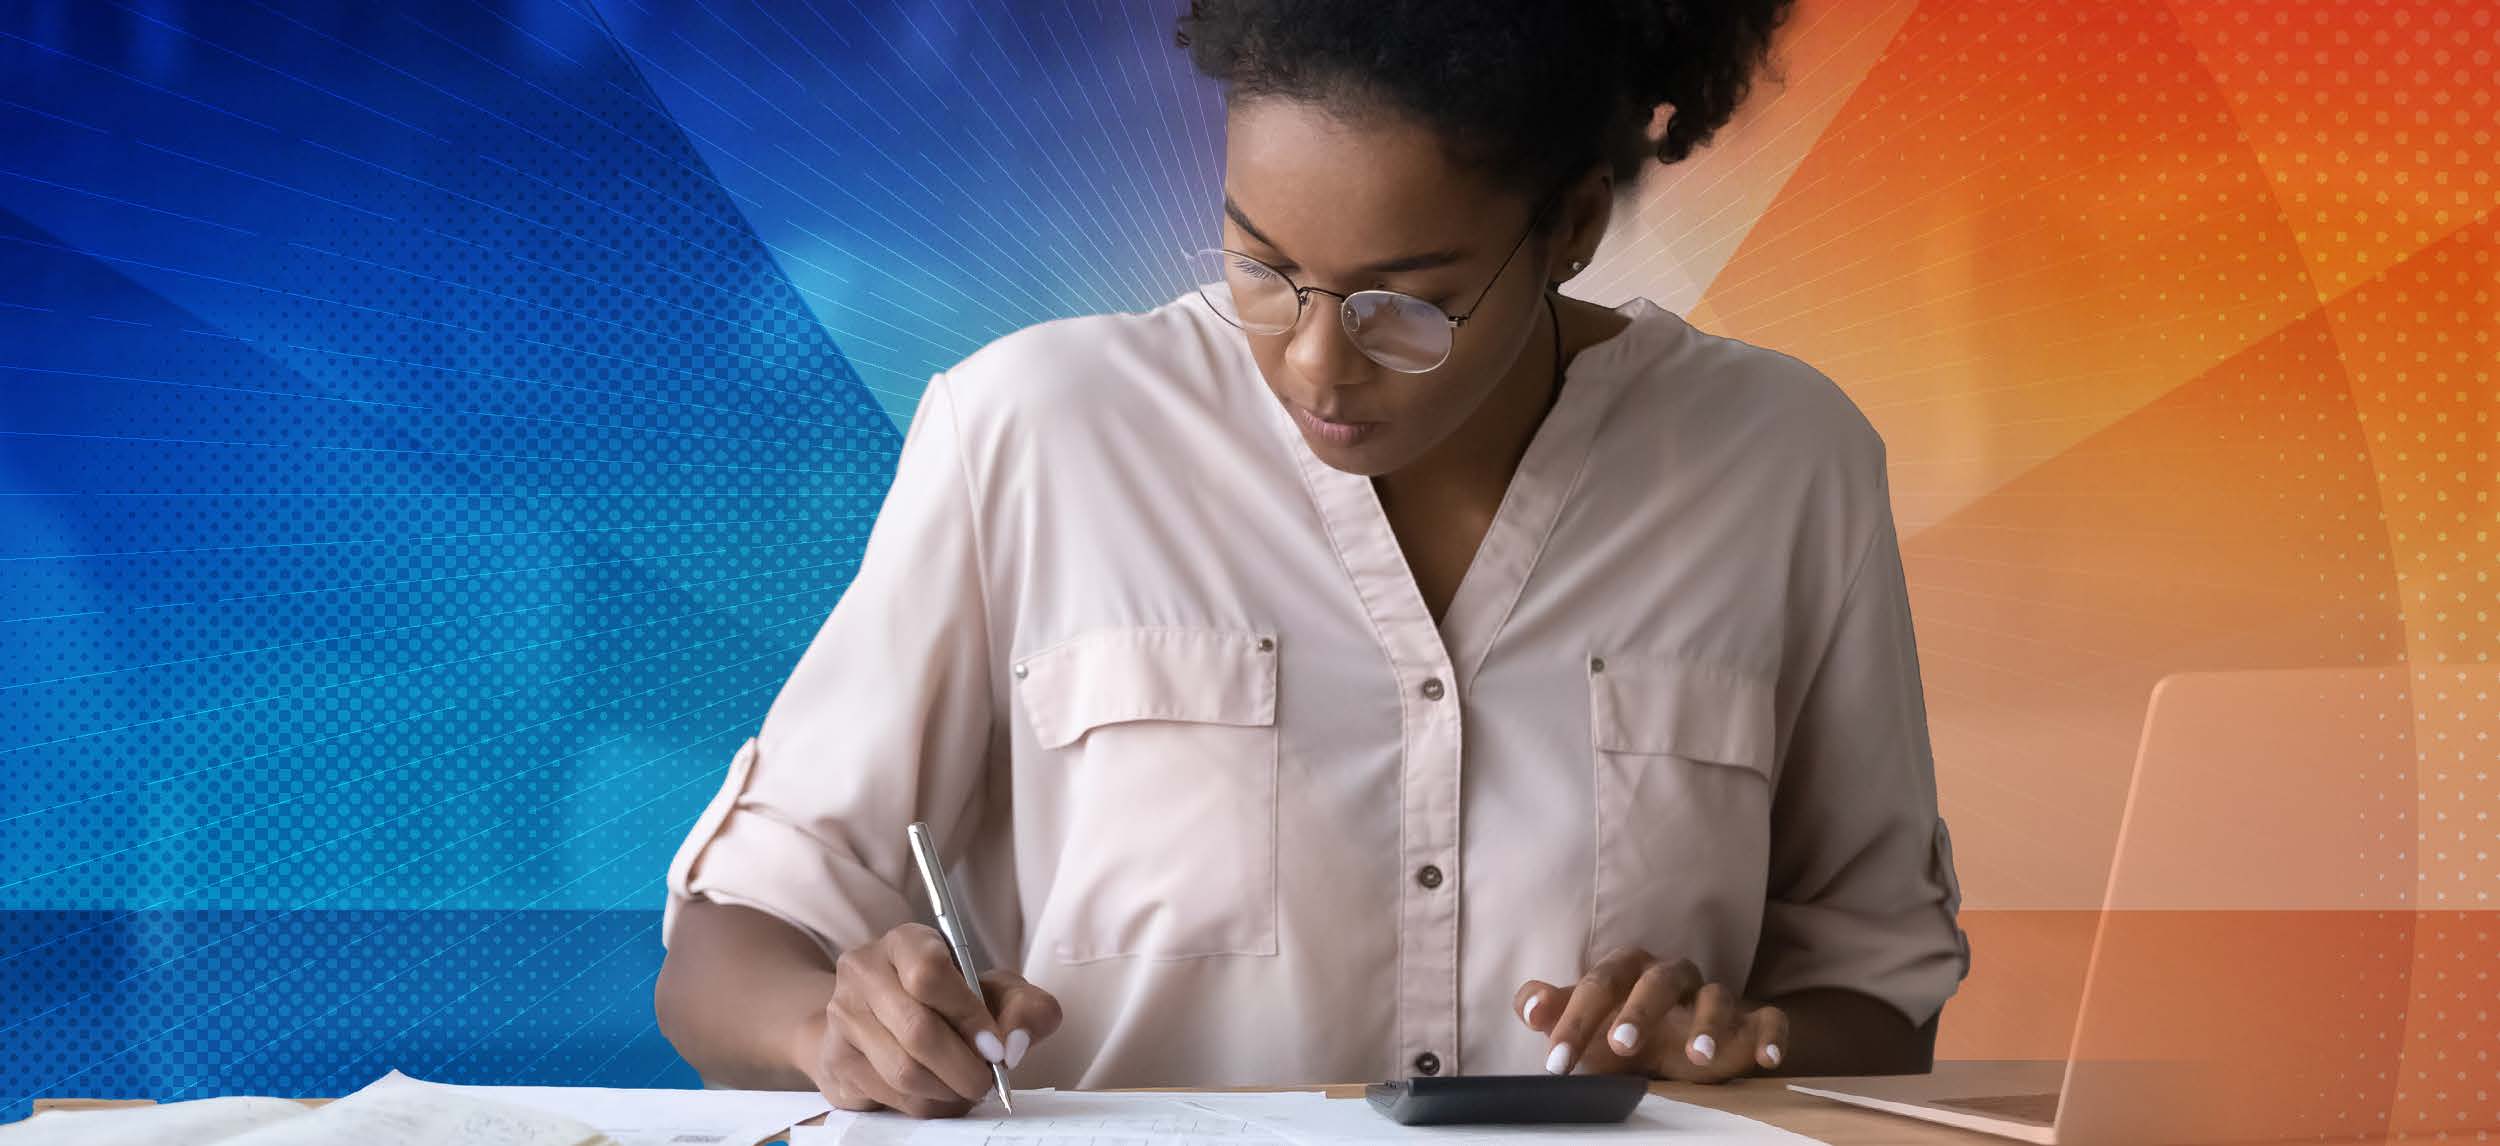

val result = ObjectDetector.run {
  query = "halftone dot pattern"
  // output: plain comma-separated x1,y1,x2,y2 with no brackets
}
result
1892,300,2406,943
3,0,1231,1115
2321,211,2497,1135
2172,1,2500,305
1665,0,2496,1127
0,0,914,1115
1698,0,2390,906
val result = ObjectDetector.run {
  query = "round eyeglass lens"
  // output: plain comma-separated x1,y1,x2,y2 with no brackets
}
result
1189,249,1457,373
1342,290,1454,373
1189,248,1299,334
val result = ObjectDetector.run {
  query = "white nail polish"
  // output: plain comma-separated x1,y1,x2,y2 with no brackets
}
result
1690,1033,1716,1063
1763,1043,1783,1067
1005,1028,1031,1069
1611,1023,1638,1051
1522,997,1540,1027
974,1030,1006,1063
1544,1043,1573,1074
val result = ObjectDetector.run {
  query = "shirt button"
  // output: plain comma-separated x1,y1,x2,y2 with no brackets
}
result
1589,656,1606,674
1415,864,1443,889
1256,636,1275,653
1419,677,1445,701
1413,1051,1441,1076
1012,663,1029,679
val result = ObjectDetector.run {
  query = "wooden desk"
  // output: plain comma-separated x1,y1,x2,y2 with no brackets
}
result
30,1078,2006,1145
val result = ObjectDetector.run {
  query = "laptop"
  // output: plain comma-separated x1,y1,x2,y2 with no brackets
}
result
1785,666,2443,1144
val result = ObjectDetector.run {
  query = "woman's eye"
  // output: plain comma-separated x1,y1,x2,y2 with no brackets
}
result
1380,285,1451,309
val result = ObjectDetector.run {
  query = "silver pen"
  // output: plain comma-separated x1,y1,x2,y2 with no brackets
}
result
906,821,1014,1113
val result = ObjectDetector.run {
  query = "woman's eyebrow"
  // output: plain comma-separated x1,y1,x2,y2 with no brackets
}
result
1223,193,1471,274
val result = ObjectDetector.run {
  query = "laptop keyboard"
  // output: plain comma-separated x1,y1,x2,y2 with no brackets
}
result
1931,1092,2062,1127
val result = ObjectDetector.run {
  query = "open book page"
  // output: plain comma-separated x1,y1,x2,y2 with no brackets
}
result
0,1095,310,1145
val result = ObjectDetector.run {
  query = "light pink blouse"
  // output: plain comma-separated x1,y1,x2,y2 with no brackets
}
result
662,291,1969,1087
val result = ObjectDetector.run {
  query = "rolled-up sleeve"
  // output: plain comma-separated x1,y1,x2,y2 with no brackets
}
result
1748,489,1971,1027
661,370,998,960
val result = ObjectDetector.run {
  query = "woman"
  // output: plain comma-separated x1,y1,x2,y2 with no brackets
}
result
655,0,1969,1117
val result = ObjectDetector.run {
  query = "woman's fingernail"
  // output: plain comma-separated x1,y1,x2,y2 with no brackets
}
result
1610,1023,1639,1051
1005,1028,1031,1069
1689,1033,1716,1064
1522,997,1540,1027
1544,1043,1573,1075
1763,1043,1783,1067
973,1030,1006,1063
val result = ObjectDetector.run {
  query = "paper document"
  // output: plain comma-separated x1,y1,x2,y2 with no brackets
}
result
0,1071,609,1146
1179,1090,1821,1145
793,1090,1288,1146
0,1072,835,1146
793,1088,1818,1146
0,1096,311,1146
413,1076,835,1146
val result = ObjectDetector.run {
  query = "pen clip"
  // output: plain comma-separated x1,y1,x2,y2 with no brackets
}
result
906,821,959,922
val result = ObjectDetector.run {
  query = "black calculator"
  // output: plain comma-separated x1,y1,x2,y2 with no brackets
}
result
1365,1073,1650,1125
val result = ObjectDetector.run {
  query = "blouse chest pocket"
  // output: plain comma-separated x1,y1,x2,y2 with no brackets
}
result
1015,626,1280,963
1586,654,1779,970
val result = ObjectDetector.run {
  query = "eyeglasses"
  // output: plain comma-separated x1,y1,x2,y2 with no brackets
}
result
1190,186,1562,374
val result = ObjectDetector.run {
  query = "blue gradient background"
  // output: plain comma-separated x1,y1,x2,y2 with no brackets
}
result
0,0,1222,1115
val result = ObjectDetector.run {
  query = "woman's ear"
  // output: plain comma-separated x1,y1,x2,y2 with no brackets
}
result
1550,168,1615,285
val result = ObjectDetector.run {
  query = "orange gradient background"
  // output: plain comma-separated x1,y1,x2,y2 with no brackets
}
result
1566,0,2495,1134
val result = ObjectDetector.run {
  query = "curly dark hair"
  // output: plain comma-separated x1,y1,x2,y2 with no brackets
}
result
1175,0,1797,201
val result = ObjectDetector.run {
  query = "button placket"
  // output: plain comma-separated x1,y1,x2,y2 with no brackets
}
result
1398,654,1463,1077
1269,395,1468,1082
1265,297,1647,1085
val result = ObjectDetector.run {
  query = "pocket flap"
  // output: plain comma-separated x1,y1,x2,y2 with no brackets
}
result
1588,654,1777,775
1016,627,1278,750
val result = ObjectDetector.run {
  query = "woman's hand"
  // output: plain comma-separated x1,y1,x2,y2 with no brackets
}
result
1516,946,1786,1084
794,922,1063,1118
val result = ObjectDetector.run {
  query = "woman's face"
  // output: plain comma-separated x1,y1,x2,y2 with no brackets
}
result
1219,98,1560,477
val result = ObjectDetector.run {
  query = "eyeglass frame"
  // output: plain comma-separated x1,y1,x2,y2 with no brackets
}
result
1196,177,1573,373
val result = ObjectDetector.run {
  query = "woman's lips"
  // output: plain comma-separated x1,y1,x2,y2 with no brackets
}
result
1290,402,1381,447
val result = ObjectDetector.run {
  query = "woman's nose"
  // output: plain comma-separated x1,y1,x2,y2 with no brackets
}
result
1282,297,1370,386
